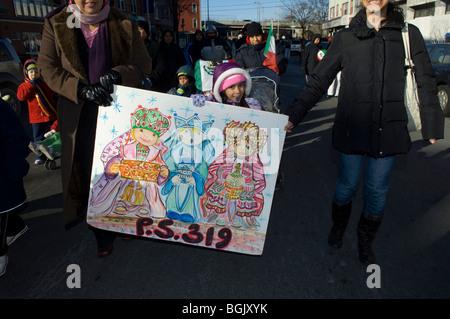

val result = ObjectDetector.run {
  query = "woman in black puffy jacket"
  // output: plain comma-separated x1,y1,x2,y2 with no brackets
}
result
284,0,444,264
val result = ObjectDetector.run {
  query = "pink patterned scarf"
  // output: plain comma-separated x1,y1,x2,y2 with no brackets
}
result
68,1,110,25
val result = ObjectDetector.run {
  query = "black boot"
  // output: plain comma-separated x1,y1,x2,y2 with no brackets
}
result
328,201,352,248
357,212,382,264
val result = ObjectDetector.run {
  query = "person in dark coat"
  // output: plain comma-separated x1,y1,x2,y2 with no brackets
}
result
38,0,152,257
160,29,186,92
137,20,166,92
235,23,249,50
301,33,321,81
284,0,444,264
235,22,288,75
0,98,30,276
201,24,230,62
185,29,205,67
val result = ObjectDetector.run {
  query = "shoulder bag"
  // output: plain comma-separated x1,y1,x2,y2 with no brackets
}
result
401,23,422,131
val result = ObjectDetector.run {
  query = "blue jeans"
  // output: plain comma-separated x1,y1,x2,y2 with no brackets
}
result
31,122,52,161
333,152,395,217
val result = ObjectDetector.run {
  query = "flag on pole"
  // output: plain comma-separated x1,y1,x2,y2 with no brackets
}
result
263,20,279,74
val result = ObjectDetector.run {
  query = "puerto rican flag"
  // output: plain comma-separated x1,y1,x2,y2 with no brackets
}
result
263,21,279,74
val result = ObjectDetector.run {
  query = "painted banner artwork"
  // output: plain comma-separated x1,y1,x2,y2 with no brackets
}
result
87,85,288,255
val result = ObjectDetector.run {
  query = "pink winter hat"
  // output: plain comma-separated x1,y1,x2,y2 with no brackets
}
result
212,62,252,103
218,74,246,92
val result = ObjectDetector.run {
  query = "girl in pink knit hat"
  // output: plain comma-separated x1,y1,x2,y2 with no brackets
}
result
191,61,262,110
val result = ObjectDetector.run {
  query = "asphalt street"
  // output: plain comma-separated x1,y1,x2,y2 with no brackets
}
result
1,55,450,302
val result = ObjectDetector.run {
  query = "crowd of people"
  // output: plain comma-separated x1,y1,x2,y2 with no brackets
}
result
0,0,444,276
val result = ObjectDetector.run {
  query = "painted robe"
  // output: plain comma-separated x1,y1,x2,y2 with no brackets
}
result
161,139,215,223
90,139,169,218
200,149,266,223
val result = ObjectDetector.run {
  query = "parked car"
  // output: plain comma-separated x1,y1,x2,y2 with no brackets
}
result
290,40,301,55
427,43,450,116
0,37,22,116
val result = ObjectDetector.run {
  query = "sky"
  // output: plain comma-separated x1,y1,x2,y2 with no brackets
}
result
201,0,286,22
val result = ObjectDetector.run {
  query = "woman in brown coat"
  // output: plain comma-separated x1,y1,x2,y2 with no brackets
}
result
38,0,151,257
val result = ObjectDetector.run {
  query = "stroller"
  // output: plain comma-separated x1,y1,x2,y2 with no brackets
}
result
28,129,61,170
246,67,281,113
246,67,285,190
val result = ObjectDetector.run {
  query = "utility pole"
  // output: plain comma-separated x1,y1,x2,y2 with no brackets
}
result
277,0,280,39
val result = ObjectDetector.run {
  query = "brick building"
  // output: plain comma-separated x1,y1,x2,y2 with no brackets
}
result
0,0,200,60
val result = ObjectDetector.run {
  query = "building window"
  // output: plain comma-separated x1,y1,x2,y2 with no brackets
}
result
14,0,23,16
193,18,198,28
413,2,435,18
154,3,159,20
11,32,21,41
343,2,348,15
336,4,339,17
23,32,41,55
14,0,57,17
192,3,197,13
330,7,334,19
350,0,353,15
131,0,137,13
118,0,125,11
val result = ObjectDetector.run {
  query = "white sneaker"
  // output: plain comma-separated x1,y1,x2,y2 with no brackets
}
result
39,144,55,160
29,142,43,156
7,225,28,246
0,255,8,276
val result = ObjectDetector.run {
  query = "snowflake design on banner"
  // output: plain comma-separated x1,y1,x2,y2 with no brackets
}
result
147,96,157,105
180,104,193,117
127,90,139,103
111,101,122,113
100,112,109,125
248,110,260,119
205,113,215,122
109,125,119,139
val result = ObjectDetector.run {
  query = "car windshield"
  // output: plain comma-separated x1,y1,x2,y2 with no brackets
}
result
428,45,450,65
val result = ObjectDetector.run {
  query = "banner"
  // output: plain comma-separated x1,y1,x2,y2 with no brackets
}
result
87,85,288,255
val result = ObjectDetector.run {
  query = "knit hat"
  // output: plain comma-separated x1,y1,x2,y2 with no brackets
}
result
246,22,263,37
212,62,252,103
218,74,246,92
23,59,37,78
176,65,194,79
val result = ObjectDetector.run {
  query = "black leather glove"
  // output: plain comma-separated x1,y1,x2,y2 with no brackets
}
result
77,82,113,106
100,70,122,93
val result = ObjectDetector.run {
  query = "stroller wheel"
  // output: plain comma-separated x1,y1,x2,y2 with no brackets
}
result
45,159,57,170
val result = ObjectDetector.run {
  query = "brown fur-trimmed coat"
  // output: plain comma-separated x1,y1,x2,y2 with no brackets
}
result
38,6,152,226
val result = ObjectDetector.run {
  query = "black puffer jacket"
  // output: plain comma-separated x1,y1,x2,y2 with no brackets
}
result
235,34,288,75
285,8,444,158
301,33,321,76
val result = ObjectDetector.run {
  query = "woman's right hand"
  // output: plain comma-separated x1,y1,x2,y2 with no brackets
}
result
77,82,113,106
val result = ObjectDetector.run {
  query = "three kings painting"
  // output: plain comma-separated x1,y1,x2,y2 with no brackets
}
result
87,85,288,255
